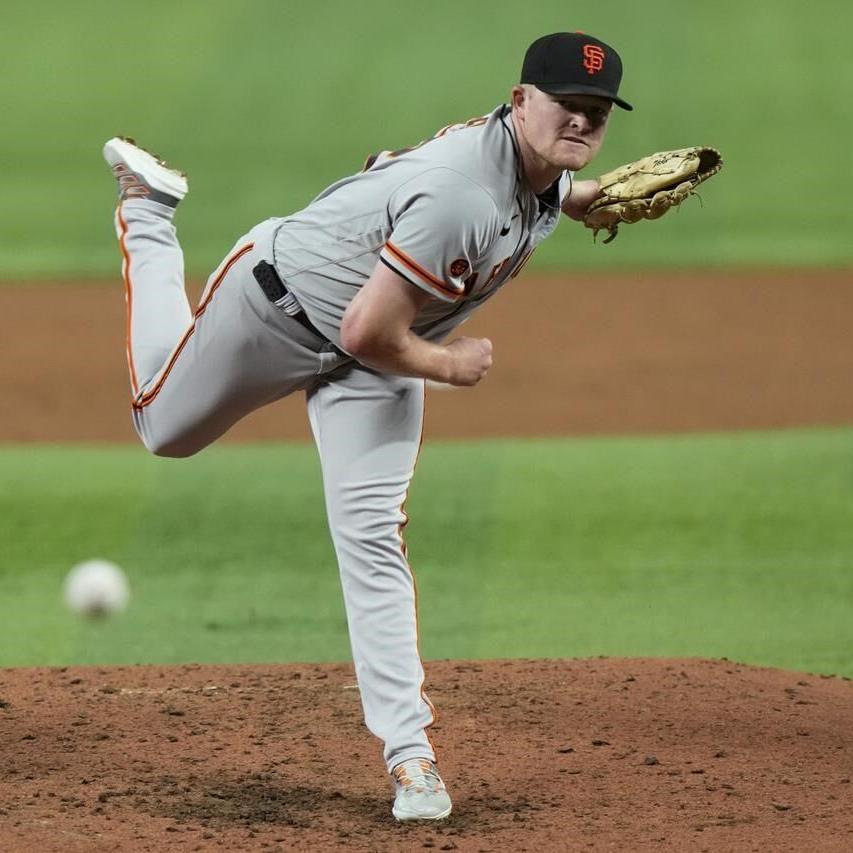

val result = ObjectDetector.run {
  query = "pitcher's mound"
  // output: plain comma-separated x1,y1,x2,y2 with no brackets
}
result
1,657,851,852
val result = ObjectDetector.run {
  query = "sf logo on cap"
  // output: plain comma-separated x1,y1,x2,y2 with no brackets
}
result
582,44,605,75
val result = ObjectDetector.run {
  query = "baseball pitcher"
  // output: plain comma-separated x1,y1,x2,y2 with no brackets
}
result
102,32,720,821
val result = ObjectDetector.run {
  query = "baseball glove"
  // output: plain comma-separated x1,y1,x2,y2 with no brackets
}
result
583,147,723,243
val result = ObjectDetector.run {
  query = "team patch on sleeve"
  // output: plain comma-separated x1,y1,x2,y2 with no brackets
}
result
449,258,469,277
381,242,464,302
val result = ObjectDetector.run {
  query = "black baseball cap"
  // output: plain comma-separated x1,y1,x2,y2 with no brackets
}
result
520,32,632,111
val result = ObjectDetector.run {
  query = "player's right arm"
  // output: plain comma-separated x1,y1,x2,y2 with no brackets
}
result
340,261,492,386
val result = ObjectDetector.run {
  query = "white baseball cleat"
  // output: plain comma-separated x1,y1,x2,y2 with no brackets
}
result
391,758,452,822
102,136,188,207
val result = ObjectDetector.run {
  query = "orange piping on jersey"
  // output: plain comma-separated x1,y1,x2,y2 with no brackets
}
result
132,242,255,410
116,204,140,396
385,123,452,159
482,256,513,290
362,151,381,172
369,112,489,163
396,381,438,752
384,242,462,300
510,247,536,279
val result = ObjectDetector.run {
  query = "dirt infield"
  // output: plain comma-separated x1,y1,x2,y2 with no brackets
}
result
2,271,853,851
3,270,853,442
1,659,851,852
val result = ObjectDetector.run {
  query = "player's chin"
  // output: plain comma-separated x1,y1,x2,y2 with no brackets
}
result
553,141,593,171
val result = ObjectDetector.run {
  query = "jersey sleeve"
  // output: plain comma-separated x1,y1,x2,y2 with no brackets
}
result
380,169,500,302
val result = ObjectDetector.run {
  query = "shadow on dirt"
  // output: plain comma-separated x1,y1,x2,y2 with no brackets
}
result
136,773,388,829
132,771,535,837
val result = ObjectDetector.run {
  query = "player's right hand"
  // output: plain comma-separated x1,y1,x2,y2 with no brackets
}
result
445,336,493,386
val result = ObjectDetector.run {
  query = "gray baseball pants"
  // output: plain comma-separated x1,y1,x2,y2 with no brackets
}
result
114,199,437,771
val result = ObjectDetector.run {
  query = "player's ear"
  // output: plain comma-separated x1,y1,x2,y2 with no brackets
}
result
510,85,527,112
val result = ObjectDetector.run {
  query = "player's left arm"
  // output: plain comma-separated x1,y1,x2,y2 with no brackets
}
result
561,179,602,221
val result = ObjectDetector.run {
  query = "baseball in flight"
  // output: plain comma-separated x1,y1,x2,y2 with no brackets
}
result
63,559,131,618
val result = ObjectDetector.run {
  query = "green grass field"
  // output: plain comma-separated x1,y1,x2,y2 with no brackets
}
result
2,3,851,679
3,429,853,676
2,0,852,278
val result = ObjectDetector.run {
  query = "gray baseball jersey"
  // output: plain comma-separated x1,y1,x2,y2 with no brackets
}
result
272,105,571,348
104,105,571,782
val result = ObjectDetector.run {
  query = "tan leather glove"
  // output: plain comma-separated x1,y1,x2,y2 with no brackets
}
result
584,147,723,243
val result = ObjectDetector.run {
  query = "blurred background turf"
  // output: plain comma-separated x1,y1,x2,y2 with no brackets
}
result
2,3,852,676
3,431,853,675
2,0,852,278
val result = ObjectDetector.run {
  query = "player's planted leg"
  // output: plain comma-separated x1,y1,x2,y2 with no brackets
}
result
307,367,451,820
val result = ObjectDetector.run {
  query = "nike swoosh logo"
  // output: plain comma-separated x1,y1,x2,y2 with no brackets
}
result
500,212,520,236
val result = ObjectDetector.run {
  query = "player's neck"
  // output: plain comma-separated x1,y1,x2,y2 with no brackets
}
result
510,112,564,195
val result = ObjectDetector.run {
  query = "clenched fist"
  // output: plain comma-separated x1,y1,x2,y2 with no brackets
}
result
445,336,493,386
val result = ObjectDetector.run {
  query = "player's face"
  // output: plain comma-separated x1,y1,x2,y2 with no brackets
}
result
513,86,612,172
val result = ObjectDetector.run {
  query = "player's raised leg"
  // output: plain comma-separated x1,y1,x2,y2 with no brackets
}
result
306,367,452,821
103,140,338,457
103,137,191,394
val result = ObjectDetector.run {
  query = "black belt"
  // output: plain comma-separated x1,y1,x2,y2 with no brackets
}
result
253,260,333,342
